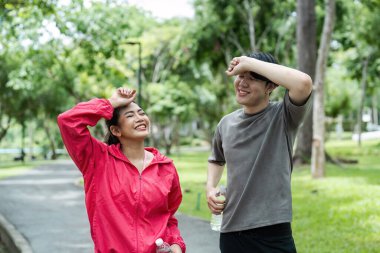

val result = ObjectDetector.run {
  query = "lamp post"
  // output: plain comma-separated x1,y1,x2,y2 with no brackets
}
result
125,41,142,105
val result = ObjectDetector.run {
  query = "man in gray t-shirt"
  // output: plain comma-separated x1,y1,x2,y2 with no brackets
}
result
206,52,312,253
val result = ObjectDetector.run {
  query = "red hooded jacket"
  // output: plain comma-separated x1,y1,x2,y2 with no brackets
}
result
57,98,186,252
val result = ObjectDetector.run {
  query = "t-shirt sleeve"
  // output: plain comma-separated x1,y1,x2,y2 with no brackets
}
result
208,124,226,166
283,90,312,129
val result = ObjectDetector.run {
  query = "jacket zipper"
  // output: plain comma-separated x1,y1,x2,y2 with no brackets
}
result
135,173,142,252
128,157,159,252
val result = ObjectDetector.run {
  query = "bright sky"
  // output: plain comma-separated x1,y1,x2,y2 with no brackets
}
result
127,0,194,19
59,0,194,19
34,0,194,46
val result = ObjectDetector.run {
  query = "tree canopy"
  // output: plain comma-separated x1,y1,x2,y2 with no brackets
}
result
0,0,378,158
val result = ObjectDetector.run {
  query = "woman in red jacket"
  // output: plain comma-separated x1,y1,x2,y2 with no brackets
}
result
57,87,185,253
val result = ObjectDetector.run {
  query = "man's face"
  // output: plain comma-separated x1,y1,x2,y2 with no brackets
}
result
234,72,268,107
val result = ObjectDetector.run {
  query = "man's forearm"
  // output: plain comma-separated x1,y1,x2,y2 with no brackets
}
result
206,162,225,189
246,57,313,104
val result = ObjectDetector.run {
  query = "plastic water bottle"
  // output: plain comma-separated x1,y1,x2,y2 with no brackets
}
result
155,238,172,253
210,185,226,232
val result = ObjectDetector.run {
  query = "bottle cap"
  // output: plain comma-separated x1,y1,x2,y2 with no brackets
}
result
220,185,226,195
155,238,163,246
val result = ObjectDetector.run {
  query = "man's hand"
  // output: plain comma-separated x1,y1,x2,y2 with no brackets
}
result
206,187,226,215
108,87,136,108
225,56,252,76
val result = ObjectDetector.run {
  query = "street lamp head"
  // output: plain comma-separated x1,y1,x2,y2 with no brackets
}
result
123,41,142,106
125,41,141,45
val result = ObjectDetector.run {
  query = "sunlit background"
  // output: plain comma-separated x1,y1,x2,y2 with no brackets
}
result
0,0,379,252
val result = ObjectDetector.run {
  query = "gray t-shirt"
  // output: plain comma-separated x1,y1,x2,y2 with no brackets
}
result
209,91,312,233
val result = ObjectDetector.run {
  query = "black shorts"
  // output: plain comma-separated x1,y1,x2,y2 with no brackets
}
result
220,223,297,253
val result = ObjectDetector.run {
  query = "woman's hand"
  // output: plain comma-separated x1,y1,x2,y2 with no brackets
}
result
170,244,182,253
108,87,137,108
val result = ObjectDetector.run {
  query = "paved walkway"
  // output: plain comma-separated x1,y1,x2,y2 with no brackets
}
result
352,130,380,141
0,161,219,253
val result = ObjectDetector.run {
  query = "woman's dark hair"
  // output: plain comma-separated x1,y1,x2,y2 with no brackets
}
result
104,106,126,145
247,52,279,87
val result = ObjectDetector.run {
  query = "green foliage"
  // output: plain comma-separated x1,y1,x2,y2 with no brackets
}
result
53,3,155,100
0,0,55,44
193,76,237,142
140,18,193,84
185,0,303,142
146,77,197,153
57,3,152,58
325,50,360,118
191,0,297,63
0,0,379,158
334,0,379,90
147,77,196,123
0,1,160,149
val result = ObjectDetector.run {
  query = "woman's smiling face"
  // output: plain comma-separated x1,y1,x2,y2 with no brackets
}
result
115,102,150,141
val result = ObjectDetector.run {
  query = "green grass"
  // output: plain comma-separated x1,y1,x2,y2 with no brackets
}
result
292,166,379,252
1,137,379,252
169,151,222,220
0,243,8,253
0,161,43,179
169,138,380,253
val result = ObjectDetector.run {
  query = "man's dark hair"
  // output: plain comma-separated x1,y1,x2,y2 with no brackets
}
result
247,52,278,86
247,52,278,64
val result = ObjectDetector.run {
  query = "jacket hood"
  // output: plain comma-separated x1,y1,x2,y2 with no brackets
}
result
107,143,172,164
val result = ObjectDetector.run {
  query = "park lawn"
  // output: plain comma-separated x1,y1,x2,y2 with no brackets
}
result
0,162,35,180
170,138,380,253
169,151,219,220
0,138,378,252
0,161,45,180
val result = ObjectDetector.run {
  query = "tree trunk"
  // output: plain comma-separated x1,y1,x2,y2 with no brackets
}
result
243,0,256,51
373,94,378,125
173,116,181,154
20,123,26,163
163,124,173,155
150,121,161,148
0,117,11,143
311,0,336,179
294,0,317,165
43,121,57,160
356,57,369,147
